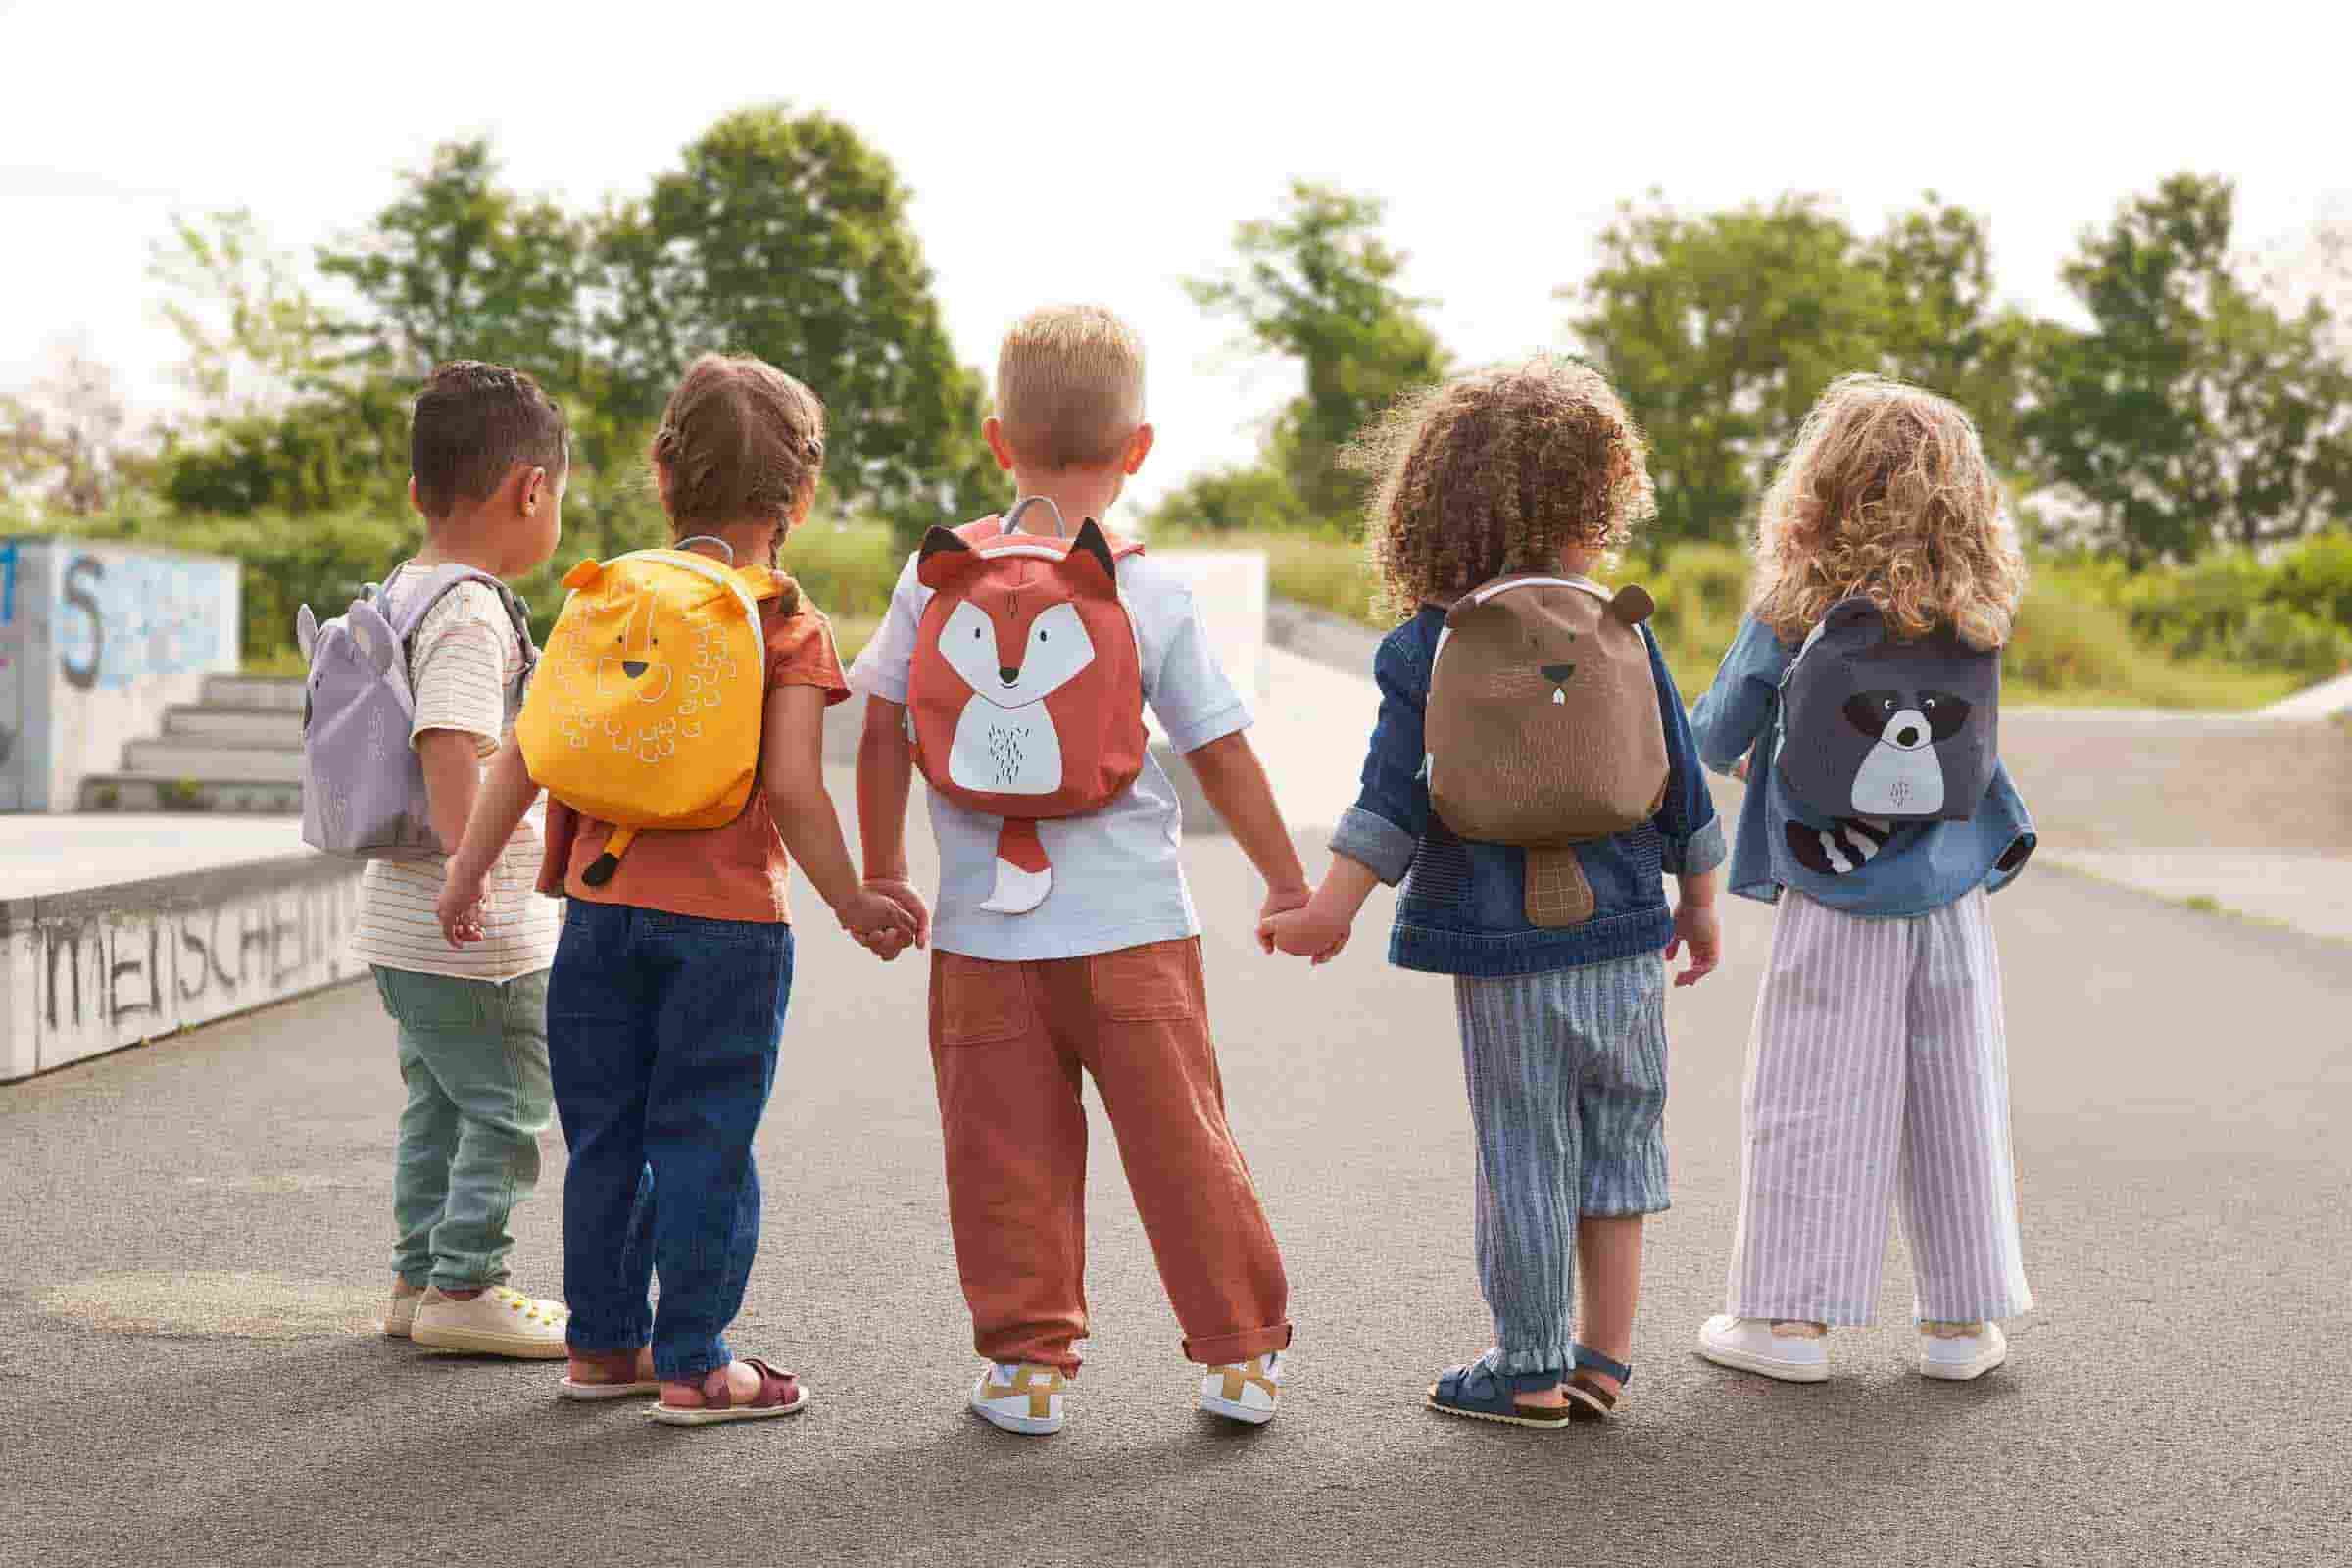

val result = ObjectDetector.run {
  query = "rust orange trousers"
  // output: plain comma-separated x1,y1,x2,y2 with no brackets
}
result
928,937,1292,1373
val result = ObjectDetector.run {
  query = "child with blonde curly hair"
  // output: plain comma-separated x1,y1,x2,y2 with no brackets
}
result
1264,358,1725,1425
1690,372,2035,1386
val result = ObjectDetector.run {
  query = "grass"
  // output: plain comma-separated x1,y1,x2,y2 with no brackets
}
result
1148,527,2307,711
229,516,2313,712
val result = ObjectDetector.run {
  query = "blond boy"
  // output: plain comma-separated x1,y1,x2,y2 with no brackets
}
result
850,306,1301,1433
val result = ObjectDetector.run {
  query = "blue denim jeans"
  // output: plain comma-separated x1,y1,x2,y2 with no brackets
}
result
547,902,792,1382
372,966,554,1292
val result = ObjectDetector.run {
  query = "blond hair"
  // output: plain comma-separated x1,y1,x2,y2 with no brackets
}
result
1751,373,2024,651
651,353,826,530
995,305,1146,470
1350,358,1655,620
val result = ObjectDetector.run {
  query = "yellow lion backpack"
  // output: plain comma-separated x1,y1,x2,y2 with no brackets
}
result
516,536,793,887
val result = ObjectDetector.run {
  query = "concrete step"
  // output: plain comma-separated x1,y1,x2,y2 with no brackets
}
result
164,706,305,746
76,774,305,813
203,674,306,711
122,740,305,783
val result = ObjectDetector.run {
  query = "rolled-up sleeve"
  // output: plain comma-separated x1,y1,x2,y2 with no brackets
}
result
1646,627,1726,877
1329,628,1428,886
1690,613,1790,777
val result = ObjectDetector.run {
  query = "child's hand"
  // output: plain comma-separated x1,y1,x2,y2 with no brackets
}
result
1665,898,1721,987
837,887,918,960
1260,905,1351,965
437,862,489,947
863,877,931,952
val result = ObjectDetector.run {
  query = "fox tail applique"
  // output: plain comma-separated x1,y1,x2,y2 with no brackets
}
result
983,817,1052,914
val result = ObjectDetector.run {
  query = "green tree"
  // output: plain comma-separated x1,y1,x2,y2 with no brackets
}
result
598,105,999,549
1569,192,2043,555
317,139,594,394
2026,173,2352,561
1185,181,1449,527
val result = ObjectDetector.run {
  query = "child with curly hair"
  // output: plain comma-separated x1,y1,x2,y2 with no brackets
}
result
1690,373,2035,1386
1263,359,1725,1425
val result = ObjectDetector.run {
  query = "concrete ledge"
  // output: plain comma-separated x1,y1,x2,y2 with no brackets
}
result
2,851,365,1082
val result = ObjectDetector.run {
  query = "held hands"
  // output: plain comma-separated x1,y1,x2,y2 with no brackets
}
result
1664,896,1721,987
842,878,929,961
1258,883,1350,966
437,859,490,947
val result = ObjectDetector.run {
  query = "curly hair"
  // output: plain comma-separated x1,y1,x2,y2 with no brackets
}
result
1349,359,1655,621
1751,373,2025,651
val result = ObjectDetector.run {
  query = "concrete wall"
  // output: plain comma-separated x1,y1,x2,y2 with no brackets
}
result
0,537,241,812
0,855,364,1082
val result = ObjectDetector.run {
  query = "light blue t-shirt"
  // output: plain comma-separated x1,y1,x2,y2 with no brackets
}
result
847,548,1251,961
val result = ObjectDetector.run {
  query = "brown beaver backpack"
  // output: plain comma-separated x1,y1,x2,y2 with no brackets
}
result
1424,573,1669,926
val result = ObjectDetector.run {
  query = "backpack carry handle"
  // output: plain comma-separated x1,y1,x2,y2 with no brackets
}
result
673,535,736,563
1002,495,1068,538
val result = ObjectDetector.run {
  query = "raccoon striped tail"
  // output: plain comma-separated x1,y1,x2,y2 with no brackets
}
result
1786,816,1893,877
982,817,1052,915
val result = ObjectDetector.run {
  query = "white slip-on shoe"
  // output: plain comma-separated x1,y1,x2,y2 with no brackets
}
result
384,1287,423,1339
1919,1322,2007,1381
1696,1314,1830,1383
1200,1351,1284,1425
409,1286,570,1358
970,1361,1068,1436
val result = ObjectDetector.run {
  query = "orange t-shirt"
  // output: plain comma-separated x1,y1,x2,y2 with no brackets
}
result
541,599,850,924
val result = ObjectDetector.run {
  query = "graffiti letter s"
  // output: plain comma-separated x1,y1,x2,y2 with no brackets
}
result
60,556,103,691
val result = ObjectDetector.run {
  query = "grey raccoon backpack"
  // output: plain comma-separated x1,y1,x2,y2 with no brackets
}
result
1777,596,1998,823
295,564,535,860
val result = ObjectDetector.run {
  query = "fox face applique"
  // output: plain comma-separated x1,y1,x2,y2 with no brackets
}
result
906,513,1147,915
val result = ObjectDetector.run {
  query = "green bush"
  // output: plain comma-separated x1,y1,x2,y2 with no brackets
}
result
2105,534,2352,678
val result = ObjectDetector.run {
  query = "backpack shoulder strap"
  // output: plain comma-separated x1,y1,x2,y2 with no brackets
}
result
391,565,537,674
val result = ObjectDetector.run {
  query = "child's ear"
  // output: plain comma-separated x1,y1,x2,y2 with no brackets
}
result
1065,519,1118,591
407,475,424,518
916,526,978,590
1122,423,1155,476
983,416,1016,473
518,465,547,516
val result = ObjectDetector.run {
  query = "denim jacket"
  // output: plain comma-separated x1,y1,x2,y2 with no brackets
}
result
1692,613,2035,917
1330,604,1727,978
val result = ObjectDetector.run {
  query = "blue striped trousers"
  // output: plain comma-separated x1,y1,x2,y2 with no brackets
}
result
1453,954,1671,1379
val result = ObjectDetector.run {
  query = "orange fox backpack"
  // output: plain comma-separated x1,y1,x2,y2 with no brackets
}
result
905,497,1147,914
516,538,793,886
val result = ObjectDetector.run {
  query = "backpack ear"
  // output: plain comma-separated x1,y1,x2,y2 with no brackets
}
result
562,559,605,591
295,604,318,660
1608,584,1655,625
345,601,402,678
1825,595,1883,636
916,527,979,590
1065,518,1118,592
1444,594,1499,631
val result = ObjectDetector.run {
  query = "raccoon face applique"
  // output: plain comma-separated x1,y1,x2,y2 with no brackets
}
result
1776,596,2000,834
1841,688,1972,816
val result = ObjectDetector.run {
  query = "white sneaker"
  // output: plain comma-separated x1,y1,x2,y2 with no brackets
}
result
1200,1351,1284,1425
1696,1314,1830,1383
384,1286,423,1339
409,1286,570,1358
969,1361,1068,1436
1919,1322,2007,1381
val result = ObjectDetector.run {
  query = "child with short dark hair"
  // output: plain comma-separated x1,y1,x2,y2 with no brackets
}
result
1264,358,1724,1424
441,353,915,1423
354,360,572,1357
1690,373,2034,1385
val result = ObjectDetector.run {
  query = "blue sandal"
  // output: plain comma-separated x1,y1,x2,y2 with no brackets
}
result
1426,1352,1574,1428
1561,1344,1632,1420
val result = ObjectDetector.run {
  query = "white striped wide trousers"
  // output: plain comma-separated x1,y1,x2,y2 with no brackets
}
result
1725,887,2033,1327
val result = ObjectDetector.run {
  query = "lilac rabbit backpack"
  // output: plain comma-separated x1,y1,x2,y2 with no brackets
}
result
296,564,536,859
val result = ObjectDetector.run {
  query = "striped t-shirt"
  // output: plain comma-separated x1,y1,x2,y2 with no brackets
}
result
348,568,562,982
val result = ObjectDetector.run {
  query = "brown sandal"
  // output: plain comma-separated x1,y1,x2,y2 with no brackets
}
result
1561,1347,1632,1420
649,1357,808,1426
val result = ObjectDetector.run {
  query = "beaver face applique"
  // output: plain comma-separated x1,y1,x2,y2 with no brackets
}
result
1424,574,1670,851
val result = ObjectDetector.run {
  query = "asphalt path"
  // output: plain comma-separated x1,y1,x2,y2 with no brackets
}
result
5,784,2349,1566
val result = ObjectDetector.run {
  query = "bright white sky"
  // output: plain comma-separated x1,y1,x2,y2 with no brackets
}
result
3,0,2347,512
